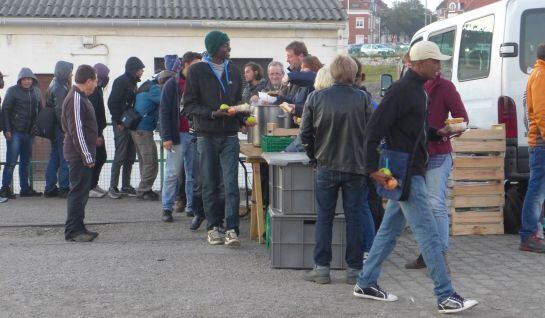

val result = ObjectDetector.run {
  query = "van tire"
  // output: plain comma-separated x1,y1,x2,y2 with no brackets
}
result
504,183,524,234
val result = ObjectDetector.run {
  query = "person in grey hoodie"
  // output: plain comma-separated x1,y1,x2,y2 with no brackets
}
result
1,68,43,198
44,61,73,198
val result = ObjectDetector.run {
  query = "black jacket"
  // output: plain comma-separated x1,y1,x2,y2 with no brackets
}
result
2,68,42,134
88,86,107,137
107,57,145,124
300,83,372,175
46,61,73,127
242,79,266,103
183,59,244,136
160,74,183,144
364,69,428,176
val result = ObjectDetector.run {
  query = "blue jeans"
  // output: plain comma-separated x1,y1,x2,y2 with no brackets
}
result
2,132,33,191
520,146,545,242
162,133,194,211
426,154,452,252
45,126,69,192
314,168,374,269
357,176,453,303
197,136,240,233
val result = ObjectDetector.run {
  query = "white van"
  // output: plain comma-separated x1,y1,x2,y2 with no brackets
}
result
410,0,545,228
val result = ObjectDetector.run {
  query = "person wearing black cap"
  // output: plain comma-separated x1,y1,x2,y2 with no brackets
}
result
107,57,145,199
184,30,250,247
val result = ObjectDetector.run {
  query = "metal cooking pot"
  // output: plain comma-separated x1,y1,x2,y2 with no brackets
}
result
249,104,294,146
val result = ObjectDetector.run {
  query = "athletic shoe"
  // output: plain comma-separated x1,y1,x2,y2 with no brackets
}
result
353,283,398,302
207,227,225,245
121,186,137,197
303,265,331,284
520,235,545,253
405,254,426,269
0,186,16,199
0,196,7,203
93,185,108,194
43,186,59,198
19,188,43,197
437,292,478,314
108,187,123,199
224,229,241,248
345,267,360,285
161,210,173,222
89,187,106,198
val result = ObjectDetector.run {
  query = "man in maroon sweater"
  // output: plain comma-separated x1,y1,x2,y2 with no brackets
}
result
406,72,468,269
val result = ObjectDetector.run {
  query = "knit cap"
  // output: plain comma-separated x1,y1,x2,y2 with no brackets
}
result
204,31,230,57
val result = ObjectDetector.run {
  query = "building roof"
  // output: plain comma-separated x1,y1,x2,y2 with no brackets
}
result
0,0,347,22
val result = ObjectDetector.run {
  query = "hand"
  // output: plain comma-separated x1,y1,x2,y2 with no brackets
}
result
96,136,104,147
4,131,12,141
163,140,173,150
245,118,257,128
287,104,295,115
86,162,96,168
281,74,289,85
370,171,389,187
437,126,450,137
116,124,125,131
250,95,259,103
212,110,229,118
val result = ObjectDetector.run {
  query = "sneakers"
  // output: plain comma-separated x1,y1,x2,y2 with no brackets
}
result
0,186,16,199
19,188,43,197
108,187,123,199
225,229,241,248
161,210,174,222
520,235,545,253
438,292,478,314
405,254,426,269
345,267,361,285
89,187,106,198
138,190,159,201
303,265,331,284
353,283,398,302
65,231,99,242
121,186,137,197
207,227,225,245
43,186,59,198
0,196,7,203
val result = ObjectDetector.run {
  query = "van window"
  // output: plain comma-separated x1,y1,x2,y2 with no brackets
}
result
521,9,545,74
428,29,456,79
457,15,494,81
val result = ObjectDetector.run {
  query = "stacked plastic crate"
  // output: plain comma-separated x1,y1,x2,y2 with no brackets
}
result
263,153,346,269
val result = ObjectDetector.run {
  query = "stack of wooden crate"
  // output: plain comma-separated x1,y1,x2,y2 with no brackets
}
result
449,125,506,235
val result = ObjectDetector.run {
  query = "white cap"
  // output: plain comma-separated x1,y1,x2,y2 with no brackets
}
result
409,41,451,61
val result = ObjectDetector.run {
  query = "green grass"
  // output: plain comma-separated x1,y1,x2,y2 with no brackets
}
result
363,64,398,84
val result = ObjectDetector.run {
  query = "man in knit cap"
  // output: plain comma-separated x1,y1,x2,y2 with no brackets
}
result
184,30,252,247
107,57,145,199
88,63,110,198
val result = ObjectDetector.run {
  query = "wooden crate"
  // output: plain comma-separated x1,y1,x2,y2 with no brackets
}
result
449,125,505,236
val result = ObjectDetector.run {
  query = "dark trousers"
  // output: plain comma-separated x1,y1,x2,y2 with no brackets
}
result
314,168,373,269
110,124,135,189
91,143,107,188
65,160,93,238
192,137,225,221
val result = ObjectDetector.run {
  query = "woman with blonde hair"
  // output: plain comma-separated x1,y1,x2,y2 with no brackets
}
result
313,66,333,91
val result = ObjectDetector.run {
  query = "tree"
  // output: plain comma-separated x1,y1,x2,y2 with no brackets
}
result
380,0,436,42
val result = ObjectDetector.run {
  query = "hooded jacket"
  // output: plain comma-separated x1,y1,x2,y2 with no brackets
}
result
183,59,244,136
88,63,110,137
135,81,162,131
107,57,145,124
160,73,185,144
527,59,545,148
2,68,42,133
46,61,73,127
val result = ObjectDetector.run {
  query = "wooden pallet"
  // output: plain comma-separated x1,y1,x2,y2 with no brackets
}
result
449,125,506,236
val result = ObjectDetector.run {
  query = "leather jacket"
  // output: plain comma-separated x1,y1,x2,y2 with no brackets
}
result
300,83,372,175
2,68,42,134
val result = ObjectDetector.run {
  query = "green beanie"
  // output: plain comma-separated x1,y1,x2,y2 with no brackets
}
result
205,30,230,56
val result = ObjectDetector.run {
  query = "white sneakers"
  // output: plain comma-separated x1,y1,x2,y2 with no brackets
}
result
89,186,107,198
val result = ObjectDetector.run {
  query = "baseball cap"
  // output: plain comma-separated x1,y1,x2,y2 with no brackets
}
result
409,41,451,61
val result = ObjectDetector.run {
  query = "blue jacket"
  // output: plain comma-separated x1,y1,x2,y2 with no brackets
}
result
135,84,161,131
277,71,316,116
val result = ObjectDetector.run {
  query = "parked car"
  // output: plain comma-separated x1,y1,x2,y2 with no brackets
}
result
360,44,395,56
348,44,363,55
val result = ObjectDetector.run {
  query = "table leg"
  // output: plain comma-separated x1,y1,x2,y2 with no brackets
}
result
251,162,265,243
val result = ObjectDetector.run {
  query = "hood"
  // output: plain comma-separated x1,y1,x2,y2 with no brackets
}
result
94,63,110,87
54,60,74,84
535,59,545,70
125,57,145,73
17,67,38,86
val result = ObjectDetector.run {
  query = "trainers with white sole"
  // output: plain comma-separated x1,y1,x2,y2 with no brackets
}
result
438,292,478,314
207,227,225,245
353,283,398,302
89,188,106,198
225,229,240,248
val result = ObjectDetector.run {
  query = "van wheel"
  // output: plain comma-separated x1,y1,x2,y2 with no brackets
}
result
504,182,524,234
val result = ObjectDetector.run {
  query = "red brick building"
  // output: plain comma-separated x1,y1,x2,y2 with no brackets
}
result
436,0,499,20
340,0,387,44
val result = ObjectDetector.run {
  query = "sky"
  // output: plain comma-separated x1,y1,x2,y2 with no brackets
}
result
381,0,444,12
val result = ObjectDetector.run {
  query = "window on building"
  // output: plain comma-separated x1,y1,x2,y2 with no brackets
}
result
520,9,545,74
356,17,364,29
355,35,364,44
429,28,456,79
458,15,494,81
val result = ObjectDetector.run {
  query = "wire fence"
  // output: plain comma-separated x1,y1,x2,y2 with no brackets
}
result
0,125,253,193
